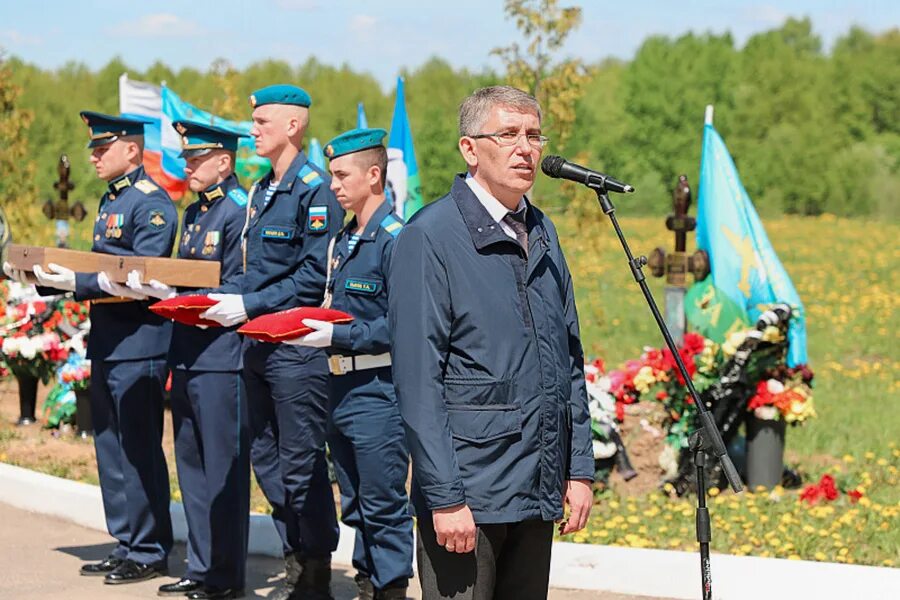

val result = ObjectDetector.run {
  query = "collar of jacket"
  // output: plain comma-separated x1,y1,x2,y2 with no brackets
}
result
199,173,238,203
260,150,309,193
451,173,544,252
342,199,394,244
107,165,145,196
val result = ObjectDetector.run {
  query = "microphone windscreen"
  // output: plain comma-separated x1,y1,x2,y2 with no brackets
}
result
541,155,565,177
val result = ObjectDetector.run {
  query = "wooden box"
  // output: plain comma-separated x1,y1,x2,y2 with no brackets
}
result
99,255,220,289
5,244,109,273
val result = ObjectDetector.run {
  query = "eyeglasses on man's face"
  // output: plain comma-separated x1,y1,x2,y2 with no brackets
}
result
471,131,550,149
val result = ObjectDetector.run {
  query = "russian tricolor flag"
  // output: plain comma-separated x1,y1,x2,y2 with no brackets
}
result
119,74,269,201
118,73,188,200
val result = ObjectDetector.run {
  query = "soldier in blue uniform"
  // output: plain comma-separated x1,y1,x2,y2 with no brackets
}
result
200,85,343,600
4,112,178,584
285,128,412,600
127,121,252,600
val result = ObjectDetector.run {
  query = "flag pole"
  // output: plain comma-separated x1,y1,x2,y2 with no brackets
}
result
704,104,714,126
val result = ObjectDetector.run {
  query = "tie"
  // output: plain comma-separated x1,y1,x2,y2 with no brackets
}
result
502,209,529,256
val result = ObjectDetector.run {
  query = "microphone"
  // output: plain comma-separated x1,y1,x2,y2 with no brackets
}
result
541,155,635,193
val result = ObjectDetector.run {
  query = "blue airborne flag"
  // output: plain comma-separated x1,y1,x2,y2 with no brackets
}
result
387,77,422,219
357,102,369,128
307,137,325,170
693,122,808,366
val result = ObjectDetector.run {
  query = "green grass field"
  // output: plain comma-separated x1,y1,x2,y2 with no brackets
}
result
558,213,899,459
555,212,899,565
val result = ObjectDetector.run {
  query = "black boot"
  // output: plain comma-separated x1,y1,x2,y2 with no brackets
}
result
294,556,333,600
354,573,375,600
270,553,302,600
158,578,203,596
104,559,167,584
375,583,408,600
79,555,123,576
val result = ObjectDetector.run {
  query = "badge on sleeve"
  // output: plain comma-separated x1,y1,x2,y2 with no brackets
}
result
307,206,328,233
149,210,167,229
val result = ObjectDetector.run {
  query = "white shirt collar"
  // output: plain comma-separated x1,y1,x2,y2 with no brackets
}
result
465,173,526,224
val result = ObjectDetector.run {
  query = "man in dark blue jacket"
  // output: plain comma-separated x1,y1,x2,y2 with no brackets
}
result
4,112,178,584
200,85,343,600
389,86,594,599
286,128,412,600
128,121,251,600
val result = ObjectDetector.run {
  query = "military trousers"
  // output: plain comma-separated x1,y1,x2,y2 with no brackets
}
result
170,369,250,589
90,357,173,565
327,367,413,589
243,341,339,558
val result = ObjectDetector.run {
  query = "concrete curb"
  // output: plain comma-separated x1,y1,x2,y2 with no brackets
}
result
0,462,357,564
2,462,898,599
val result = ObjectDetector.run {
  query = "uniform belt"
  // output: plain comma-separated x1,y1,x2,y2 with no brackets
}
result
328,352,391,376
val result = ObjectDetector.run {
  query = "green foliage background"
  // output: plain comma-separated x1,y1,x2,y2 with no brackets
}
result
2,17,899,252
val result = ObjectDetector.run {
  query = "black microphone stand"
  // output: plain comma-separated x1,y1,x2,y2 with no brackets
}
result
589,181,743,600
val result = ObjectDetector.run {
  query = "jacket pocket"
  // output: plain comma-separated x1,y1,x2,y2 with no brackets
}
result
447,405,523,444
443,378,522,444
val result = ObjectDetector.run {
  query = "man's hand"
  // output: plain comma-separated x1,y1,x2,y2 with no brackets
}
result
125,270,176,300
282,319,333,348
558,479,593,535
433,504,477,554
97,271,148,300
201,293,247,326
3,261,36,285
32,263,76,292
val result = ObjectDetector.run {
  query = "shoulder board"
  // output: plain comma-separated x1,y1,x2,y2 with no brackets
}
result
296,163,323,188
228,188,249,207
133,179,159,194
380,213,404,238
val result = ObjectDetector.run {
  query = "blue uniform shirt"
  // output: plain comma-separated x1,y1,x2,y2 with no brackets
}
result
328,200,403,355
217,151,344,316
170,174,248,371
72,166,178,361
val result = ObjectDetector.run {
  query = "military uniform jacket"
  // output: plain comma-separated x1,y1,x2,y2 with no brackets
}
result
170,174,247,371
73,166,178,361
327,200,403,355
389,174,594,524
217,151,344,318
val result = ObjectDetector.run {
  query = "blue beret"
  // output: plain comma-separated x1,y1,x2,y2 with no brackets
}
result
324,128,387,160
249,84,312,108
173,120,248,158
80,111,150,148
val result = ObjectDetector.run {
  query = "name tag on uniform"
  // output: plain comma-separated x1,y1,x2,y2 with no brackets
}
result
261,226,294,240
344,278,380,294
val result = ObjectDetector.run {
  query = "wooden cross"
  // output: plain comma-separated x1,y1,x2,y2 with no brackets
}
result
648,175,709,287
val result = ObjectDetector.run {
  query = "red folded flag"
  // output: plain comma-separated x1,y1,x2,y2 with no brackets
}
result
238,307,354,343
149,295,222,327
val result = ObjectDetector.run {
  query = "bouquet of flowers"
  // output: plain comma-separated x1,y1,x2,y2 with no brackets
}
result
43,349,91,428
585,358,638,481
748,365,815,424
0,280,91,383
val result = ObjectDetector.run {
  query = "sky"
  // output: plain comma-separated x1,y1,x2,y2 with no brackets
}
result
3,0,898,90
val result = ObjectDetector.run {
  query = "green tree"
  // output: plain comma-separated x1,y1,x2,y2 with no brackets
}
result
0,54,47,245
492,0,590,150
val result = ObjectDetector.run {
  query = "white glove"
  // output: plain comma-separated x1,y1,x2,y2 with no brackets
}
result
97,271,148,300
283,319,334,348
3,261,36,285
125,270,176,300
32,263,76,292
201,293,247,326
